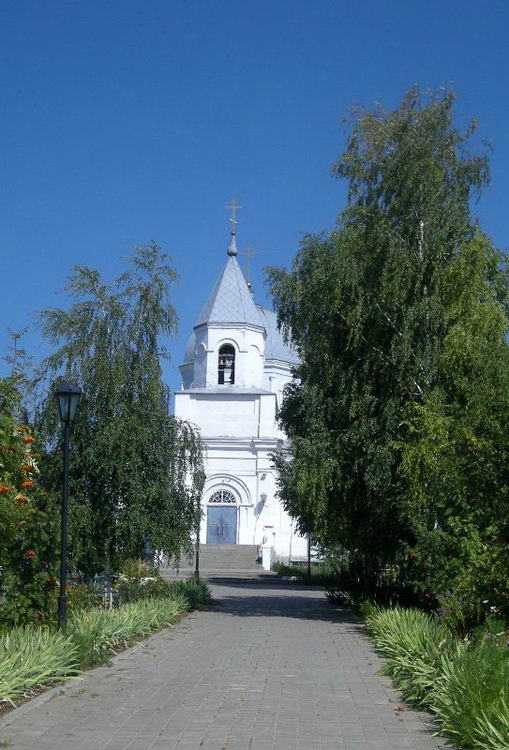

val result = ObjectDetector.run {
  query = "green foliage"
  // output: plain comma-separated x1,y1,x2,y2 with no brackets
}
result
0,626,79,707
0,377,59,627
271,561,304,577
66,598,183,666
65,579,209,665
266,87,509,611
398,234,509,618
114,560,212,606
364,605,454,708
271,560,339,587
116,558,157,579
432,642,509,749
66,582,103,613
164,578,212,609
116,563,169,603
117,576,171,603
35,242,205,576
363,604,509,749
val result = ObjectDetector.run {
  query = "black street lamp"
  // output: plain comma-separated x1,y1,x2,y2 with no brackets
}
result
55,381,82,628
307,532,312,583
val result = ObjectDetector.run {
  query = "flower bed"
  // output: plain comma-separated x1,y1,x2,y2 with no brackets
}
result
0,578,210,708
363,603,509,749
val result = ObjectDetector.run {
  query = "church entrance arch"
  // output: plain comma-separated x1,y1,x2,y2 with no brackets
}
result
206,489,238,545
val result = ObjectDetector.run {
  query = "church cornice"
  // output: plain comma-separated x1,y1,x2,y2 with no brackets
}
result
203,437,281,450
175,387,273,396
193,321,265,334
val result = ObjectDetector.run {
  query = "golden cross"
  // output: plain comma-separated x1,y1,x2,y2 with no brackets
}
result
239,245,258,285
225,198,243,232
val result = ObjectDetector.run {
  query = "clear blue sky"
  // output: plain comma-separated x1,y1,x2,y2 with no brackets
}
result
1,0,508,398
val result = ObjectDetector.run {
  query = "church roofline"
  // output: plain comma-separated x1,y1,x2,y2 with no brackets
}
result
193,320,265,333
264,356,299,367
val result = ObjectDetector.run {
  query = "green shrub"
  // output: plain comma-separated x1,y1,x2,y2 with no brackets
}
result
116,571,210,607
66,597,183,666
166,578,211,609
470,615,508,647
66,580,210,666
116,575,170,604
358,600,376,620
436,589,487,635
0,626,79,706
67,582,102,612
115,558,165,604
116,559,156,579
0,378,60,629
365,606,454,708
363,604,509,748
272,560,339,587
432,641,509,750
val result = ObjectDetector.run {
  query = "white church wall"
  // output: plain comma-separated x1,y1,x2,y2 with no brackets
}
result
258,394,277,437
247,343,264,387
263,361,293,393
263,361,295,440
206,455,255,476
173,392,191,421
201,325,265,389
193,338,207,387
194,437,308,558
187,394,261,438
180,362,194,389
264,363,294,407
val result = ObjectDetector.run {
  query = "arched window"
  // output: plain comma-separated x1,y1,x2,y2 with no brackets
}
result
218,344,235,385
209,489,236,504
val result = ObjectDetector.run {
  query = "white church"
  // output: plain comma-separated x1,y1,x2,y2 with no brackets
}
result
174,215,308,565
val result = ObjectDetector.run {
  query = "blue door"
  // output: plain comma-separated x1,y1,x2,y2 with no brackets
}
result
207,506,237,545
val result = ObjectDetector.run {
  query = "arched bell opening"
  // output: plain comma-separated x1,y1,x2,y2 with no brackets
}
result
218,343,235,385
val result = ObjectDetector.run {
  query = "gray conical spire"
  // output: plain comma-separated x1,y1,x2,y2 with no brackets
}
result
194,254,263,328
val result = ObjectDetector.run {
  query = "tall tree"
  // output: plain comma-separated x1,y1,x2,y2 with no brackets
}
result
37,242,204,575
267,88,509,585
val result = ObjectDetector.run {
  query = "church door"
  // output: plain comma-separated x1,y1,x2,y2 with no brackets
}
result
206,506,237,545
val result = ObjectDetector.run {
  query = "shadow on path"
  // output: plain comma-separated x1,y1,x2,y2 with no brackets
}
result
207,575,363,627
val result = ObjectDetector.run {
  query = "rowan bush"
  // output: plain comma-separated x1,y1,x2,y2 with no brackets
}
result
0,378,59,627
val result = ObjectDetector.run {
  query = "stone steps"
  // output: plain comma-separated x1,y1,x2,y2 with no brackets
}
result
160,544,261,578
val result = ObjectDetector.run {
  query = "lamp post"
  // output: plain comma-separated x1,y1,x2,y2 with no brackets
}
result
307,532,312,583
55,381,82,629
195,518,200,579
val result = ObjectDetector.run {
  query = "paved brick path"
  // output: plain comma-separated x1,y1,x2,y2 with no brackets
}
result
0,578,445,750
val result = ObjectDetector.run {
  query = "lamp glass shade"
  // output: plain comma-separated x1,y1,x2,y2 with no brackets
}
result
56,381,82,422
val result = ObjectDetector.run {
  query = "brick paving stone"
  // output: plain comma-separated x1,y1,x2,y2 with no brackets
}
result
0,578,444,750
